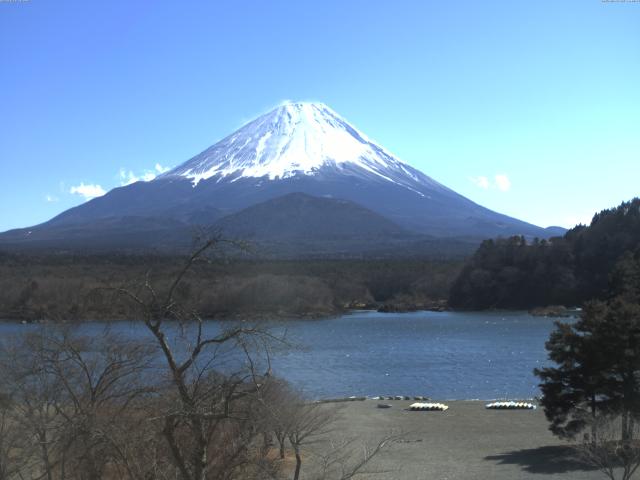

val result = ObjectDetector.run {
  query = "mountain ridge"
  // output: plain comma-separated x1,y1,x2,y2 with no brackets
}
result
0,101,565,255
213,192,409,240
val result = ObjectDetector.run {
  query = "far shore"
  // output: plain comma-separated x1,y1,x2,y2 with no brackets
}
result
309,399,603,480
0,303,580,324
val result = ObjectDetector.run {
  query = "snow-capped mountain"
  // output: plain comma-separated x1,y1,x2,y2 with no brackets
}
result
0,102,563,254
164,102,442,197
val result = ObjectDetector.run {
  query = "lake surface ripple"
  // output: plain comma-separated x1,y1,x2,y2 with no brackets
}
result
1,310,563,400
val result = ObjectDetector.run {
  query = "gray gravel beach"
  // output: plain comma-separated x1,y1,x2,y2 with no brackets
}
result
310,400,605,480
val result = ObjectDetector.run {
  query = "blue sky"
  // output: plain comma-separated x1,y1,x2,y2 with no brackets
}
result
1,0,638,231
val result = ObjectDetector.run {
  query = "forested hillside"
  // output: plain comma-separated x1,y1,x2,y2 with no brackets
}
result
449,198,640,309
0,253,461,321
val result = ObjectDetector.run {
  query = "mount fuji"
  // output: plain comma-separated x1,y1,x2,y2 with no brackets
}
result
0,102,562,255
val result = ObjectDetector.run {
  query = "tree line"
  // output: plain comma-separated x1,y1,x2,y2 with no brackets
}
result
449,198,640,310
528,200,640,479
0,254,461,322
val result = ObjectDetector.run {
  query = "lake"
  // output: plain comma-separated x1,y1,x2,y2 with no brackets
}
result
0,310,565,400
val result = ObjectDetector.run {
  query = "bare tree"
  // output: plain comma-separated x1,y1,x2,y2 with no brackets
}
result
0,327,158,480
256,377,298,460
256,379,399,480
0,331,68,480
576,414,640,480
115,237,283,480
0,391,31,480
313,433,400,480
287,401,337,480
38,329,156,480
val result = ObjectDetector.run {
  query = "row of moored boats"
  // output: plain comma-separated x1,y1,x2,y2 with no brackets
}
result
376,400,537,411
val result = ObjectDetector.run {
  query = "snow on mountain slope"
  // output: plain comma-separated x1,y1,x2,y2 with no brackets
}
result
0,101,562,253
163,102,442,195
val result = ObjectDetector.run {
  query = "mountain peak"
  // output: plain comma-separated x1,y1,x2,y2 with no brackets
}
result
162,101,438,193
278,100,329,110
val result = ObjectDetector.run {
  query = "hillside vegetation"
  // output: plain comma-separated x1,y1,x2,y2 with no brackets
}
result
0,253,461,321
449,198,640,309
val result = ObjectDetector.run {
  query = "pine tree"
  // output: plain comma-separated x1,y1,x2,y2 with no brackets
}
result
535,298,640,442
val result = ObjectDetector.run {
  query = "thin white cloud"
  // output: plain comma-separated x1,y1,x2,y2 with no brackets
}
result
69,183,106,200
494,174,511,192
470,174,512,192
66,164,171,201
470,176,490,189
119,169,147,186
119,164,170,185
155,163,170,174
45,194,59,203
119,169,153,185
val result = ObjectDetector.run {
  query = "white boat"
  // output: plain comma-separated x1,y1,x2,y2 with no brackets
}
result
409,402,449,411
485,401,536,410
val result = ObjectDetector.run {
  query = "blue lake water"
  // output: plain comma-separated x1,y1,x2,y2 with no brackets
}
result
270,310,562,400
0,310,565,400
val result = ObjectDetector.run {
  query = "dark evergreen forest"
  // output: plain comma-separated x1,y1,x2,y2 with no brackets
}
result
449,198,640,310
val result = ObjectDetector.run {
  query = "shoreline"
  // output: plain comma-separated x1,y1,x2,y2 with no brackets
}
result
316,399,602,480
316,396,540,403
1,304,568,324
